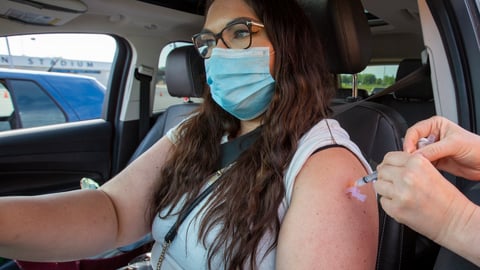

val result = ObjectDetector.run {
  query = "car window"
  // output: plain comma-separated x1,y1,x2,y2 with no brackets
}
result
153,42,203,113
340,64,399,94
0,33,116,131
10,79,66,128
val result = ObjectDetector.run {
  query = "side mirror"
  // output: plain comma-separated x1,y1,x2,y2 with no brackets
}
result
0,86,15,131
0,85,14,118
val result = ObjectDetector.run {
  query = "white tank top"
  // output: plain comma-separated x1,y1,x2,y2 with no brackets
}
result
150,119,372,269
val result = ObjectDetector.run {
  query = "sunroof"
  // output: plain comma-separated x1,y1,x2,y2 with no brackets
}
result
138,1,388,28
137,0,205,15
365,10,389,27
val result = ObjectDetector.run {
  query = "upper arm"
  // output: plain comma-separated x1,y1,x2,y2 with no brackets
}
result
100,136,174,246
276,146,378,269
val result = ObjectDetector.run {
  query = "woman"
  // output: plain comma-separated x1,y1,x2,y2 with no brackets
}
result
0,0,378,269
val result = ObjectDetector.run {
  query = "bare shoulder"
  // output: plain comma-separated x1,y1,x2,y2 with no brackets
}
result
291,145,377,216
277,146,378,269
294,146,368,192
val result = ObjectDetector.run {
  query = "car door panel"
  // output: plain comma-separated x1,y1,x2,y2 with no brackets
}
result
0,119,112,196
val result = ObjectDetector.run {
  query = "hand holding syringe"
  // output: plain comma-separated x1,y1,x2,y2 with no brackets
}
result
345,134,436,202
353,134,436,187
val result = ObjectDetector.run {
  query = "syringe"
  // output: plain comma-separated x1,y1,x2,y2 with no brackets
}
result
353,135,436,187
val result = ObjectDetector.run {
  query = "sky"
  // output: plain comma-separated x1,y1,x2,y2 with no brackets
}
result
0,34,116,62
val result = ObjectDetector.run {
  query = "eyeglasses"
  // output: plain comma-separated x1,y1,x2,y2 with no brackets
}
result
192,20,264,59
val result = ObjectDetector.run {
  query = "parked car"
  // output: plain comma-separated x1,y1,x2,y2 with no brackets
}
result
0,0,479,269
0,68,105,131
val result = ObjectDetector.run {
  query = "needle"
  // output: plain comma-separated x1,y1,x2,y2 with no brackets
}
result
353,135,436,187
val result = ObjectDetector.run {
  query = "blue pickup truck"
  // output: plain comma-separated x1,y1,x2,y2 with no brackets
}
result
0,68,105,131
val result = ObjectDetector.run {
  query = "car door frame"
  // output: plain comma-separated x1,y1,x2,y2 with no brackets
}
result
426,0,480,132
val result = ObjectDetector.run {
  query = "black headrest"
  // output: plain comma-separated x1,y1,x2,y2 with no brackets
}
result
165,45,205,98
301,0,372,74
394,58,433,100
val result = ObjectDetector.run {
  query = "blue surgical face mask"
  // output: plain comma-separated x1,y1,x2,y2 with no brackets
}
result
205,47,275,120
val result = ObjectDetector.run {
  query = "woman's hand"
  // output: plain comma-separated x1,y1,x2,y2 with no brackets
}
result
403,116,480,180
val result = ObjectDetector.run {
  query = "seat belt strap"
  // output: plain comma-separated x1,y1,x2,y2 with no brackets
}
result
134,65,154,142
333,64,430,116
157,127,262,270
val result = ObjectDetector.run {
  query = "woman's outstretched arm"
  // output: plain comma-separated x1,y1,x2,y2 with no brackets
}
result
0,189,120,261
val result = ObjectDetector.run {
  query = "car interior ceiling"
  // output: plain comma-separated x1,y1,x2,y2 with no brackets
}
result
0,0,425,60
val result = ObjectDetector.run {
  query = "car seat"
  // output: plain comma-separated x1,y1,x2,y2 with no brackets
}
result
336,87,370,100
128,45,205,163
303,0,416,269
385,58,436,127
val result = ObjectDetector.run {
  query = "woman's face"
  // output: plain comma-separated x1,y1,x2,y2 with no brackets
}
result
203,0,275,75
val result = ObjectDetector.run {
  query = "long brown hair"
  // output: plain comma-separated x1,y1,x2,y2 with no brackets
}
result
149,0,335,268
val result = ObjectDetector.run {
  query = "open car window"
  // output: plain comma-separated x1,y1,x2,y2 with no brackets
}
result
0,33,116,131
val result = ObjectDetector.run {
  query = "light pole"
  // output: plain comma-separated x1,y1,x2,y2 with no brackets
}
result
5,37,14,69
